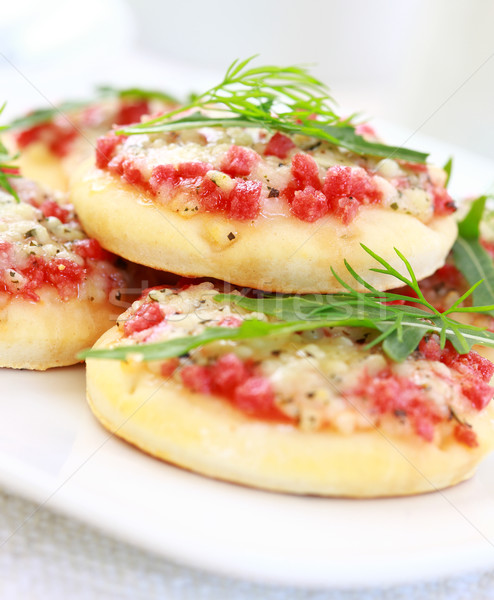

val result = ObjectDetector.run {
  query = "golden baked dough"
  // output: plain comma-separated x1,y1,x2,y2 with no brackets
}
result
0,178,129,370
85,283,494,497
0,287,122,369
71,163,457,294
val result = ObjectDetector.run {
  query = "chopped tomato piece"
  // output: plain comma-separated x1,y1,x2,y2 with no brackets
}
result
290,187,328,222
39,200,72,224
160,358,180,377
211,353,251,396
124,302,164,336
432,186,455,215
114,100,150,126
74,238,113,261
454,423,478,448
149,164,179,192
199,177,229,212
220,145,258,177
96,134,124,169
264,132,295,159
233,376,288,421
181,365,212,394
323,165,381,222
177,162,213,178
228,180,262,220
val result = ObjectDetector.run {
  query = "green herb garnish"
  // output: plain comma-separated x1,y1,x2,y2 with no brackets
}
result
80,246,494,364
443,157,453,187
0,103,20,202
8,85,178,131
7,100,89,131
119,56,428,164
97,85,179,105
453,195,494,315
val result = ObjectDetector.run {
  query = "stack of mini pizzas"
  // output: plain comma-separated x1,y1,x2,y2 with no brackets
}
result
3,77,494,498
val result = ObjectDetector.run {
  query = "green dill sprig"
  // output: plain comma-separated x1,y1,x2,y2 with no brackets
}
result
79,246,494,364
0,103,20,202
119,56,428,164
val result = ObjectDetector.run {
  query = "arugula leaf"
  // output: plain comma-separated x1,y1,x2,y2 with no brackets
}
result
120,57,428,163
443,157,453,187
453,195,494,315
0,103,20,202
80,246,494,364
457,195,487,239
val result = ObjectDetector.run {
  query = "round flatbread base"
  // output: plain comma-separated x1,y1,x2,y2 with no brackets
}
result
0,288,121,370
4,134,68,192
71,165,458,294
85,327,494,497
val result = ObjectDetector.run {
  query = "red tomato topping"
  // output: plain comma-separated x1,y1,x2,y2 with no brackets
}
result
176,162,213,178
454,423,479,448
220,145,259,177
211,353,251,395
356,369,442,442
199,177,230,212
179,351,290,422
429,263,464,289
323,165,381,221
114,100,150,126
264,132,295,159
0,166,20,176
149,164,179,192
284,153,322,202
233,376,289,421
74,238,113,261
180,365,212,394
96,133,124,169
290,186,328,222
39,200,72,224
432,186,455,215
333,196,361,224
228,180,262,220
419,337,494,410
160,358,180,377
121,159,149,189
15,121,78,157
0,253,87,302
123,302,165,336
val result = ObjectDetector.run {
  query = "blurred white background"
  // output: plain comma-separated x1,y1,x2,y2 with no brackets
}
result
1,0,494,161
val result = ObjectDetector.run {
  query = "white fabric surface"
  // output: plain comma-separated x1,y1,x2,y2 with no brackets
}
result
1,487,494,600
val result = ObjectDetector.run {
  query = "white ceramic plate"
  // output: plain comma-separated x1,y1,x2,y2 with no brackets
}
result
1,132,494,589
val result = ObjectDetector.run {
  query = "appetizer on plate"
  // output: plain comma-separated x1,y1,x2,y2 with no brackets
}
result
71,60,457,293
83,271,494,497
5,87,177,191
0,167,129,370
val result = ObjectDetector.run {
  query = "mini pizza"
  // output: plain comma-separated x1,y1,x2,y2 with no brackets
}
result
71,124,457,294
84,282,494,497
393,196,494,362
5,90,177,191
0,176,131,370
70,60,457,294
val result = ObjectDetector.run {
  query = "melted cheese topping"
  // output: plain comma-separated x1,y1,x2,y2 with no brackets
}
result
115,283,480,443
111,124,447,224
0,179,124,303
